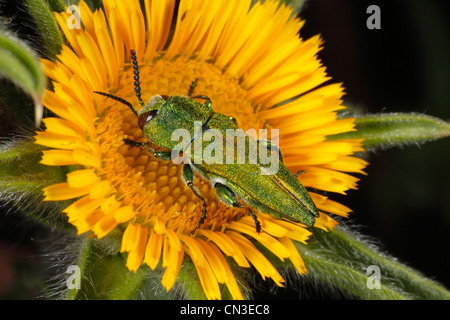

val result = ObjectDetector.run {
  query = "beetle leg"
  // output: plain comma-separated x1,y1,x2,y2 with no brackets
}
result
214,183,262,233
123,138,149,148
188,79,198,97
191,95,212,109
295,170,305,178
182,164,207,228
123,138,172,161
247,208,262,233
151,151,173,161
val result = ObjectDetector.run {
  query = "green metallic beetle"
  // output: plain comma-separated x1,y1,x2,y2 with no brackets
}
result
94,50,319,232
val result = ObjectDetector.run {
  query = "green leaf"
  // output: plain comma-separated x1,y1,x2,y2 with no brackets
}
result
327,113,450,150
24,0,63,60
65,238,175,300
0,30,46,126
291,225,450,300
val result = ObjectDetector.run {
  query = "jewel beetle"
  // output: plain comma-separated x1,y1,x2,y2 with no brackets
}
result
94,50,319,232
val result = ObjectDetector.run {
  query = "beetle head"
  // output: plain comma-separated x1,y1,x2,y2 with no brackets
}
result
137,95,169,130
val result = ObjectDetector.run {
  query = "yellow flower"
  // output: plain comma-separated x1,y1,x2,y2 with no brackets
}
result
35,0,367,299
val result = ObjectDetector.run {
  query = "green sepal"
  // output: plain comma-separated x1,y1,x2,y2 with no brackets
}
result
327,113,450,151
65,237,175,300
0,139,72,231
251,0,307,15
278,0,307,14
24,0,63,60
64,236,241,300
289,225,450,300
45,0,66,13
0,139,66,186
177,257,245,300
0,30,46,127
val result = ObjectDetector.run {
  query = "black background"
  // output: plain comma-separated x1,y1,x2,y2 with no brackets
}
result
299,0,450,295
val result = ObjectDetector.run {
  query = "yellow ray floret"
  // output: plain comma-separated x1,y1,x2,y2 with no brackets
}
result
35,0,368,300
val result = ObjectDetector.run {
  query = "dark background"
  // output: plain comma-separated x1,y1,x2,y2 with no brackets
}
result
0,0,449,299
300,0,450,293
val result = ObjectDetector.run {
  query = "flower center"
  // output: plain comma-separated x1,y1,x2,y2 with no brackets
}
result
96,56,266,233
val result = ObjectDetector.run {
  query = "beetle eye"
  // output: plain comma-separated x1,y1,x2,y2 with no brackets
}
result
229,116,238,125
138,110,158,129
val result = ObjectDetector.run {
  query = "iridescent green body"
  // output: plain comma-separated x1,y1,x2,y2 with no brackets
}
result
94,50,318,232
138,94,319,228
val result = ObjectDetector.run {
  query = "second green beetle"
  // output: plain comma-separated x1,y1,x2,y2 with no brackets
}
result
94,50,319,232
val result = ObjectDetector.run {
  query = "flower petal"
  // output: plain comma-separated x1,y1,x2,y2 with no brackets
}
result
180,235,221,300
226,231,285,287
144,228,164,270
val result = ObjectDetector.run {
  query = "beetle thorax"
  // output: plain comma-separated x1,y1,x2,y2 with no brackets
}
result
139,95,166,116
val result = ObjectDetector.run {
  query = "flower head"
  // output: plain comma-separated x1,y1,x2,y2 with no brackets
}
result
35,0,367,299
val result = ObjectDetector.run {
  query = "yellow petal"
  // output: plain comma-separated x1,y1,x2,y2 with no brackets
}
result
314,212,339,231
100,195,121,214
92,214,118,238
66,169,100,189
196,239,229,284
227,220,291,261
279,237,307,275
43,182,92,201
40,150,77,166
125,225,148,272
114,206,136,223
72,209,104,235
89,180,113,199
72,149,102,168
153,218,167,234
310,193,352,218
34,131,88,152
180,235,221,300
42,117,86,140
161,235,184,291
198,229,250,268
144,229,163,270
63,195,104,222
297,167,361,194
121,223,139,253
144,0,175,59
207,241,244,300
238,214,289,238
93,9,119,85
227,231,285,287
265,218,312,244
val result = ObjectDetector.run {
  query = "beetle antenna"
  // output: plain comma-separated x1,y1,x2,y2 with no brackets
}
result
130,49,144,107
93,91,138,116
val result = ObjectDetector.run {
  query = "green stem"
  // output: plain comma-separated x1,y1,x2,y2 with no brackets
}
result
292,226,450,300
